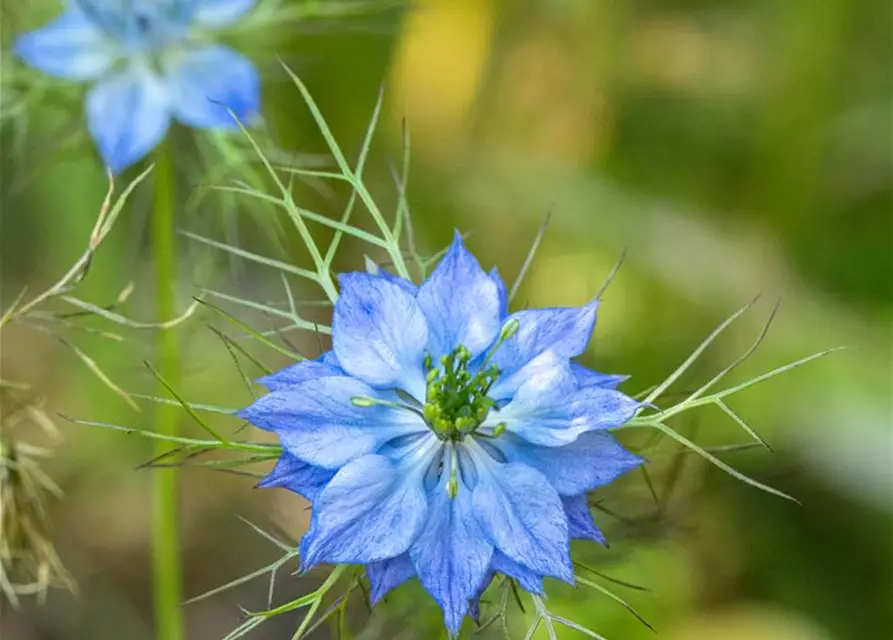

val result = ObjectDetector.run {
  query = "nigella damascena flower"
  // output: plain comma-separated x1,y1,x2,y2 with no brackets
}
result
239,234,643,634
14,0,260,171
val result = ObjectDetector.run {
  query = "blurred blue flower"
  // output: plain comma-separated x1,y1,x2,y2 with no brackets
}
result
14,0,260,171
240,234,643,635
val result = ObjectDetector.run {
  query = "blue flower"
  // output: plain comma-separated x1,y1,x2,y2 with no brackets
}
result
14,0,260,172
240,233,643,635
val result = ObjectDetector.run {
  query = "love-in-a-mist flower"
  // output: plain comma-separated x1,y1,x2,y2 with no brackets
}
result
14,1,260,172
239,234,643,635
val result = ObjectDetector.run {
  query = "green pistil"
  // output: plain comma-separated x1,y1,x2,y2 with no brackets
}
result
422,345,503,441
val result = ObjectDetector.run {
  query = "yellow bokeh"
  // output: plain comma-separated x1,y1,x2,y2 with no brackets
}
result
389,0,497,156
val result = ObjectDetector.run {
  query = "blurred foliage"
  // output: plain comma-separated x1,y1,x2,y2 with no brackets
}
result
1,0,890,639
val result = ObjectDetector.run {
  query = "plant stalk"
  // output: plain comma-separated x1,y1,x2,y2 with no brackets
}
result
151,141,183,640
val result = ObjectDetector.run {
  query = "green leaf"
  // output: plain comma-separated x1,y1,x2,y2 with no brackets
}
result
143,361,229,443
641,297,760,406
181,230,318,282
574,573,655,631
648,422,800,504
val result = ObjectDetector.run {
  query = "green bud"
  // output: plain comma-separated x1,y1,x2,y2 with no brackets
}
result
499,318,520,341
492,422,507,438
455,416,476,432
350,396,377,408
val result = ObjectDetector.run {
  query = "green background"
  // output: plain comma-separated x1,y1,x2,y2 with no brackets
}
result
1,0,890,638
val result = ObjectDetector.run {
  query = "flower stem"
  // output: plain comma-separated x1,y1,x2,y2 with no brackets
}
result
151,140,183,640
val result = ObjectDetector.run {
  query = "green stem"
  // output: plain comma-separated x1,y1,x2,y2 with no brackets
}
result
151,141,183,640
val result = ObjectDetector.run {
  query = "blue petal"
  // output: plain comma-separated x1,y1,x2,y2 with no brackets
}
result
470,454,572,583
410,473,493,636
365,259,418,294
14,9,118,81
300,454,429,566
488,348,572,401
333,272,429,399
68,0,130,36
491,551,543,594
257,353,343,391
366,554,415,604
112,0,193,45
562,495,606,545
237,376,426,469
572,362,628,390
493,431,643,495
490,301,599,376
192,0,257,26
257,451,335,501
416,232,501,359
163,44,259,129
490,353,640,447
489,267,508,319
86,66,171,172
469,573,495,623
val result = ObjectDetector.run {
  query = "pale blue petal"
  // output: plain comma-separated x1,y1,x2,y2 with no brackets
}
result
490,355,640,446
490,301,599,376
237,376,426,469
470,456,572,582
86,66,171,172
320,350,341,367
333,272,429,399
163,44,259,129
113,0,193,45
489,267,508,319
300,454,428,566
14,9,118,81
366,554,415,605
192,0,256,26
69,0,130,36
410,473,493,636
416,232,501,359
491,551,543,594
488,349,572,401
380,272,418,294
572,362,628,390
365,260,418,294
493,431,643,496
562,495,606,545
257,354,343,391
257,451,334,501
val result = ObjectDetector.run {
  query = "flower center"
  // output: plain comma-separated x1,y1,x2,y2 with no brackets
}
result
422,346,500,441
127,6,190,52
350,319,518,449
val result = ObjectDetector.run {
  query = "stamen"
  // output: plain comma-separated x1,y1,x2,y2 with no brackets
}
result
350,395,425,419
418,317,523,443
479,318,520,369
